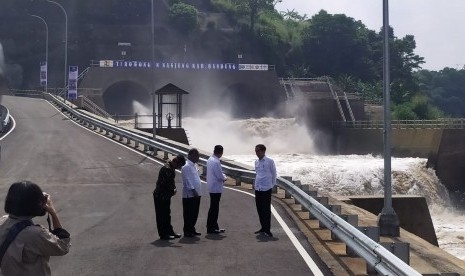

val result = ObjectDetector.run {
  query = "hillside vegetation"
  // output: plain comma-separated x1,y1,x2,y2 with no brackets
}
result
0,0,464,118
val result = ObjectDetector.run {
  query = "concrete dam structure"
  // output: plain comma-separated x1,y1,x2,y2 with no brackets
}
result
78,64,285,118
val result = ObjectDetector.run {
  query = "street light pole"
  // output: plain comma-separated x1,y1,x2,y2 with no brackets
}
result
46,0,67,102
151,0,157,140
30,14,48,94
378,0,400,237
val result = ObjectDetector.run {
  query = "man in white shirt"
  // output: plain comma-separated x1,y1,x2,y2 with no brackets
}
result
206,145,228,234
253,144,277,237
181,148,202,237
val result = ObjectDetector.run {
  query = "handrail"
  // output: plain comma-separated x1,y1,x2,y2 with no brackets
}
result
335,119,465,129
79,95,112,119
44,92,421,276
326,76,346,122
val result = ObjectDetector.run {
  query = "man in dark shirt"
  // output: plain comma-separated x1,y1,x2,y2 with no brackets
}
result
153,154,186,240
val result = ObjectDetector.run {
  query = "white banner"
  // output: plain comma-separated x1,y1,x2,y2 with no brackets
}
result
40,61,47,87
238,64,268,71
68,66,78,99
99,60,114,67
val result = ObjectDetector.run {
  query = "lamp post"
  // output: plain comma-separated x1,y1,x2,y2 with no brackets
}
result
151,0,157,140
46,0,67,102
30,14,48,94
377,0,400,237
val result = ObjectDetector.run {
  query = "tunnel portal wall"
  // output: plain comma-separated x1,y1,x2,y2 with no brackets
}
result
79,67,285,118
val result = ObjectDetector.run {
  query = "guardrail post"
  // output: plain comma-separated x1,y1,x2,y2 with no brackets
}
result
144,144,149,152
301,185,318,197
163,151,169,160
367,242,409,274
347,226,380,257
235,176,241,186
319,205,342,228
331,214,358,240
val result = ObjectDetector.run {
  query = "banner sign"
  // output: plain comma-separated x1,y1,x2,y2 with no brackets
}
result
96,60,271,71
99,60,114,67
68,66,78,99
40,61,47,86
238,64,268,71
113,60,238,70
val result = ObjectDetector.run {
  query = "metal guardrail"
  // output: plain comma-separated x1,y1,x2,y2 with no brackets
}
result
335,119,465,129
43,92,420,276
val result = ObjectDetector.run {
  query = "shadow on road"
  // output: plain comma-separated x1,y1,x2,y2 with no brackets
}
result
256,234,279,242
151,239,181,248
178,236,201,244
205,234,226,241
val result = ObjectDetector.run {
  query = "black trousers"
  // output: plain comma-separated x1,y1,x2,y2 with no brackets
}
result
207,193,222,231
182,196,201,234
153,193,174,237
255,189,272,232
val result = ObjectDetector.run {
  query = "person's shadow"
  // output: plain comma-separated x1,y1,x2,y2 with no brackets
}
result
178,236,201,244
256,234,279,242
151,239,181,248
205,234,226,241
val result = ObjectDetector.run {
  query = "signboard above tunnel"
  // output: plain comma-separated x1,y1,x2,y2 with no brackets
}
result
95,60,270,71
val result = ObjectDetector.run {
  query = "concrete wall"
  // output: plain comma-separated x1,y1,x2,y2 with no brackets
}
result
336,128,441,158
346,196,438,246
79,67,286,118
428,129,465,192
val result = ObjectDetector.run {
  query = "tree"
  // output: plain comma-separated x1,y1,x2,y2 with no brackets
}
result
301,10,377,81
415,68,465,117
169,3,199,34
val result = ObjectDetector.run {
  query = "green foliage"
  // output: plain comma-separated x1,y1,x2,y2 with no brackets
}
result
169,3,199,34
415,68,465,117
392,95,443,120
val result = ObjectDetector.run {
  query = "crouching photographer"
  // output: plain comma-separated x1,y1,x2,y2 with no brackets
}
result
0,181,70,276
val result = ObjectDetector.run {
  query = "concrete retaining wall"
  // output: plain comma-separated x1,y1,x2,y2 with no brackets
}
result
336,128,441,158
428,129,465,192
344,195,438,246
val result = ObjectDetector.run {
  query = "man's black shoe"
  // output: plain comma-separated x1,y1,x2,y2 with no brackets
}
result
264,231,273,237
194,231,202,236
254,229,264,234
171,233,182,238
160,235,175,240
207,229,225,234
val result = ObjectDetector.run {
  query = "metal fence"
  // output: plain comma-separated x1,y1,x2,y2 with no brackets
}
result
335,119,465,129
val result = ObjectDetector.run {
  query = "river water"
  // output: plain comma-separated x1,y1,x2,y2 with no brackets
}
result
183,114,465,261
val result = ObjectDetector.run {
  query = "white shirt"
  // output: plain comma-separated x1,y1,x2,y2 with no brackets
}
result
206,155,227,193
181,160,202,198
254,155,277,191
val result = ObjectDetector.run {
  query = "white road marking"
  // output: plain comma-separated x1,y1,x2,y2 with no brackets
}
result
225,187,324,276
0,115,16,141
46,101,325,275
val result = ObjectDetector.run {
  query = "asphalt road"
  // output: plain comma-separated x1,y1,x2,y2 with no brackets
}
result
0,96,326,276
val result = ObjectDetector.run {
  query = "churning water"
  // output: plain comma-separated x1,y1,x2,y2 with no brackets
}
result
183,114,465,261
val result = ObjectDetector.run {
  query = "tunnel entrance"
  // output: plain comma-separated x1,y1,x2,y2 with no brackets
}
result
102,81,151,115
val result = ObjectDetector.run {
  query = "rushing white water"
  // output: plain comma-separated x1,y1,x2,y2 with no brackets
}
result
183,114,465,261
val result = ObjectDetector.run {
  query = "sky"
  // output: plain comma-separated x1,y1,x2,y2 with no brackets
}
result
276,0,465,71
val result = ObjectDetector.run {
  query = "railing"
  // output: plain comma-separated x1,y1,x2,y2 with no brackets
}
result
335,119,465,129
10,89,45,98
43,92,421,276
326,77,347,122
79,95,112,119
